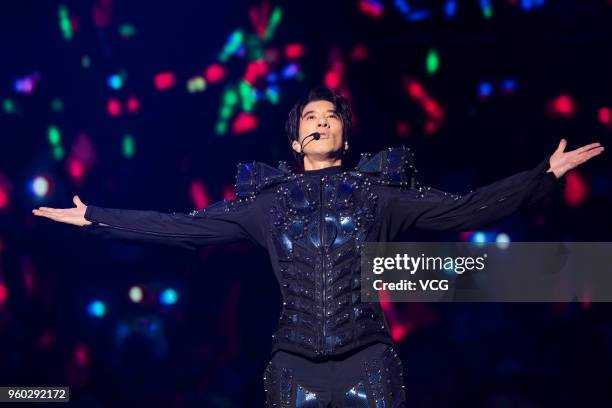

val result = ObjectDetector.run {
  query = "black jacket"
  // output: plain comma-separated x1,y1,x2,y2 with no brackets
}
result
82,146,566,358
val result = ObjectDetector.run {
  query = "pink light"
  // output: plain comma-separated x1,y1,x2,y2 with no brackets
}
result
38,330,55,349
127,96,140,113
93,0,113,28
285,43,304,59
249,1,271,38
74,343,90,368
205,64,226,84
551,94,576,117
358,0,384,18
189,180,210,210
222,184,236,201
406,82,426,100
598,107,611,126
423,98,443,119
68,159,85,181
0,283,7,304
350,45,369,61
0,186,8,208
106,98,122,117
324,71,341,90
396,121,412,138
244,60,268,85
232,112,258,134
154,72,176,91
563,171,589,207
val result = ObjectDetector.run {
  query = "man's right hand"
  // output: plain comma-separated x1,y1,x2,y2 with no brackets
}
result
32,195,92,226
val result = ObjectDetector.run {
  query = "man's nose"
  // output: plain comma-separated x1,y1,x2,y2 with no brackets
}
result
317,119,330,127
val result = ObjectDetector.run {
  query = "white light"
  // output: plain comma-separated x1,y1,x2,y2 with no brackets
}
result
32,176,49,197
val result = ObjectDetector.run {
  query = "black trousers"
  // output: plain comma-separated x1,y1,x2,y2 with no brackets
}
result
263,342,406,408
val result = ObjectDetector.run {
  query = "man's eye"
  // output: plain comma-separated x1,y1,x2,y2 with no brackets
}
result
306,115,315,120
327,114,338,119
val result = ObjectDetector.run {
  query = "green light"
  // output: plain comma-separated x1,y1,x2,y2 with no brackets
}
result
264,7,283,41
48,126,61,145
426,49,439,76
215,121,228,135
483,6,493,19
50,98,64,113
122,135,135,158
266,89,279,105
119,24,137,38
239,80,255,112
220,105,233,120
223,89,239,106
3,99,17,114
219,29,244,62
246,34,264,60
52,145,64,161
58,5,73,41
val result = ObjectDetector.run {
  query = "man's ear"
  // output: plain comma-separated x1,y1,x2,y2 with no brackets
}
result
292,140,301,154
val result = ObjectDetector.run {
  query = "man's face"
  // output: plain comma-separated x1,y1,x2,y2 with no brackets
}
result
293,100,346,158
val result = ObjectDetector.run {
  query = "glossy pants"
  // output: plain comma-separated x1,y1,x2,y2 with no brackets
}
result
263,343,406,408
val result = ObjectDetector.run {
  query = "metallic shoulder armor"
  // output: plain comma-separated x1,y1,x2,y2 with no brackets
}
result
234,160,295,199
354,145,418,189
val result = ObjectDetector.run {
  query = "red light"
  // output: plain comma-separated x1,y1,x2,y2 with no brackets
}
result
93,0,113,28
127,96,140,113
74,343,89,368
563,171,589,207
396,121,412,138
106,98,121,117
68,159,85,180
205,64,226,84
189,180,210,211
0,283,7,304
324,71,341,90
358,0,384,18
222,184,236,201
0,186,8,208
154,72,176,91
598,107,611,126
552,94,576,116
232,112,258,134
350,45,369,61
407,82,425,100
244,60,268,85
285,43,304,59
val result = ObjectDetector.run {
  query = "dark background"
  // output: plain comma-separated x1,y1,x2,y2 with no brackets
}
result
0,0,611,406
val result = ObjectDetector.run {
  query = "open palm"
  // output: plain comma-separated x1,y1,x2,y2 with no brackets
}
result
548,139,605,178
32,195,91,226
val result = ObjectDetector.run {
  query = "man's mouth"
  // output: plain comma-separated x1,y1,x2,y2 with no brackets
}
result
318,132,330,139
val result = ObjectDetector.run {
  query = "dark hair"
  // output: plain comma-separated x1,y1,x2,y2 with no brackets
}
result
285,86,352,162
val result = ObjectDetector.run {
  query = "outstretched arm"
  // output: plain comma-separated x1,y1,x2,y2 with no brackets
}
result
33,195,267,251
380,140,603,238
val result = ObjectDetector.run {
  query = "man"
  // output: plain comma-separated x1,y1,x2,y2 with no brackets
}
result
33,86,603,407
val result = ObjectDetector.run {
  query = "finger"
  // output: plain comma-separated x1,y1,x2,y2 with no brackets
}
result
574,147,604,165
572,142,602,155
74,195,85,207
556,138,567,153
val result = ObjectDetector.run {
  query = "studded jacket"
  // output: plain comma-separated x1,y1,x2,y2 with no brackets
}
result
82,146,566,359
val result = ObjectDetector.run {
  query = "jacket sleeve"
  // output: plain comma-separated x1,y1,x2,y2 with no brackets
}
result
381,155,566,239
81,196,267,251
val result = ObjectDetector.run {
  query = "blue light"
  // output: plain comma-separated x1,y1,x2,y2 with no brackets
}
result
159,288,178,305
471,231,488,244
107,74,123,90
502,79,518,93
444,0,457,18
478,81,493,98
282,63,299,79
88,300,106,317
